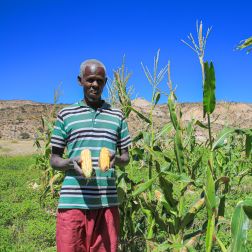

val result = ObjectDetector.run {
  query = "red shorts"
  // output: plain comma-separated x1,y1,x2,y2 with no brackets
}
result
56,207,120,252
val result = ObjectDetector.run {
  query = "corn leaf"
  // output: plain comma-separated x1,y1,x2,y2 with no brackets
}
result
129,106,151,124
230,201,250,252
216,234,227,252
242,198,252,219
212,128,234,150
195,120,209,129
181,198,205,228
155,123,173,142
153,91,161,106
168,92,179,130
159,176,178,207
245,134,252,158
205,165,216,216
203,61,216,117
132,176,157,197
174,129,185,173
205,213,215,252
141,207,155,239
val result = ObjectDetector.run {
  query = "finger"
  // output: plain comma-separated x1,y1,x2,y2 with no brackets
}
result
110,158,115,168
73,160,83,176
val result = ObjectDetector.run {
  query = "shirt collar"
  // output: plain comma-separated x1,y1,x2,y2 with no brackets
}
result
78,99,111,110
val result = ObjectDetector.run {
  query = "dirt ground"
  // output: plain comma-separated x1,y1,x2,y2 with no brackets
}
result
0,140,38,156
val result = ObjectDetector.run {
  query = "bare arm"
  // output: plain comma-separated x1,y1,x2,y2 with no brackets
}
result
50,147,83,176
110,147,130,168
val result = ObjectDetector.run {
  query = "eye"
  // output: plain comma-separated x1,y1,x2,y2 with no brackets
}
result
87,78,94,83
97,80,104,85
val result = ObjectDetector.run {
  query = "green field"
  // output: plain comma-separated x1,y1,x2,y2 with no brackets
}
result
0,155,57,252
0,154,251,251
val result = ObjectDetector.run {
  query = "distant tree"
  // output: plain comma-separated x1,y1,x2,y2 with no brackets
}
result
237,36,252,53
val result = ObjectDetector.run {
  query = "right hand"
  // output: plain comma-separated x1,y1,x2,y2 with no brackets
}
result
69,156,84,176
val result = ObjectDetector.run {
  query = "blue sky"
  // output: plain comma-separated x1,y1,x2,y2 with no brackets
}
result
0,0,251,104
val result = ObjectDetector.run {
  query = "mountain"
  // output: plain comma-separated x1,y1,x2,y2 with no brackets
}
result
0,99,251,142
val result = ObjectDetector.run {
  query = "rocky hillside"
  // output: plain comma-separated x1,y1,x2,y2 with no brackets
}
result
0,99,251,141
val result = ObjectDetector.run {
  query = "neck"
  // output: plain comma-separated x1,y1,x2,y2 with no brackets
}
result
84,96,103,109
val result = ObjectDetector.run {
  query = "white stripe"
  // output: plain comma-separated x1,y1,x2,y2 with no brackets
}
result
69,132,118,142
57,117,63,123
63,110,90,120
117,135,130,143
69,147,115,153
51,138,65,144
95,119,119,127
120,127,128,134
60,105,80,113
93,167,115,171
53,126,66,136
70,127,117,135
58,203,119,207
51,134,65,141
65,119,92,130
61,189,117,194
61,185,116,189
50,143,65,148
60,195,118,198
101,112,122,120
65,176,115,180
61,106,88,114
69,137,117,143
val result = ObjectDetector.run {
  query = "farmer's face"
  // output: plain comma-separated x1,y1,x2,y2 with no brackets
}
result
79,63,107,102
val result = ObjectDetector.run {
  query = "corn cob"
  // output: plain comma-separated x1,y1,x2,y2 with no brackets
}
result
99,147,110,172
80,149,93,178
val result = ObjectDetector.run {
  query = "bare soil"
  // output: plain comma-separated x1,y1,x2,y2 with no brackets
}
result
0,140,37,156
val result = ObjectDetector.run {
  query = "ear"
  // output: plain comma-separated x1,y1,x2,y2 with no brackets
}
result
77,76,82,86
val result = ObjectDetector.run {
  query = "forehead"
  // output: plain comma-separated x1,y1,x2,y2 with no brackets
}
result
83,64,106,78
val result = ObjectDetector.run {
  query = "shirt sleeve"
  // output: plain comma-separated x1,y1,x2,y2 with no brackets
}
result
50,112,67,150
117,117,131,151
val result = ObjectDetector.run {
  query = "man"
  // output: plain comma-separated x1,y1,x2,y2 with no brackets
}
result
50,59,131,252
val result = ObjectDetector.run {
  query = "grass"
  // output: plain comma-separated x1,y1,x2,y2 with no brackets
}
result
0,154,251,251
0,155,57,252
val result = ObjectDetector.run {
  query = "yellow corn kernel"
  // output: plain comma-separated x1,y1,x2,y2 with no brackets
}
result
99,147,110,172
80,149,93,178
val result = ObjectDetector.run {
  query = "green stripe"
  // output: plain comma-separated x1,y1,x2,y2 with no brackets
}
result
67,139,116,150
59,195,118,205
62,177,116,187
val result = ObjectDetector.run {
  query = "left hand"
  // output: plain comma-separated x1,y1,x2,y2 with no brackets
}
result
110,152,116,168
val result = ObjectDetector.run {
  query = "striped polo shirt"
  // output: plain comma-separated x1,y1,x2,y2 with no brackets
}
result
50,100,131,209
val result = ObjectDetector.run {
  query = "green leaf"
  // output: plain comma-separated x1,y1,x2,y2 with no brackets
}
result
216,234,227,252
230,201,250,252
153,91,161,106
212,128,235,150
159,176,178,208
205,165,216,216
132,132,143,143
203,61,216,117
129,106,151,124
242,198,252,219
205,213,215,252
181,198,205,228
195,120,209,129
141,207,155,239
132,176,157,197
154,123,173,142
245,134,252,158
168,92,179,130
174,129,185,173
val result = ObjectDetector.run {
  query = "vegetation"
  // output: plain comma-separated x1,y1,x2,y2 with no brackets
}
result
0,155,57,252
0,22,251,251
